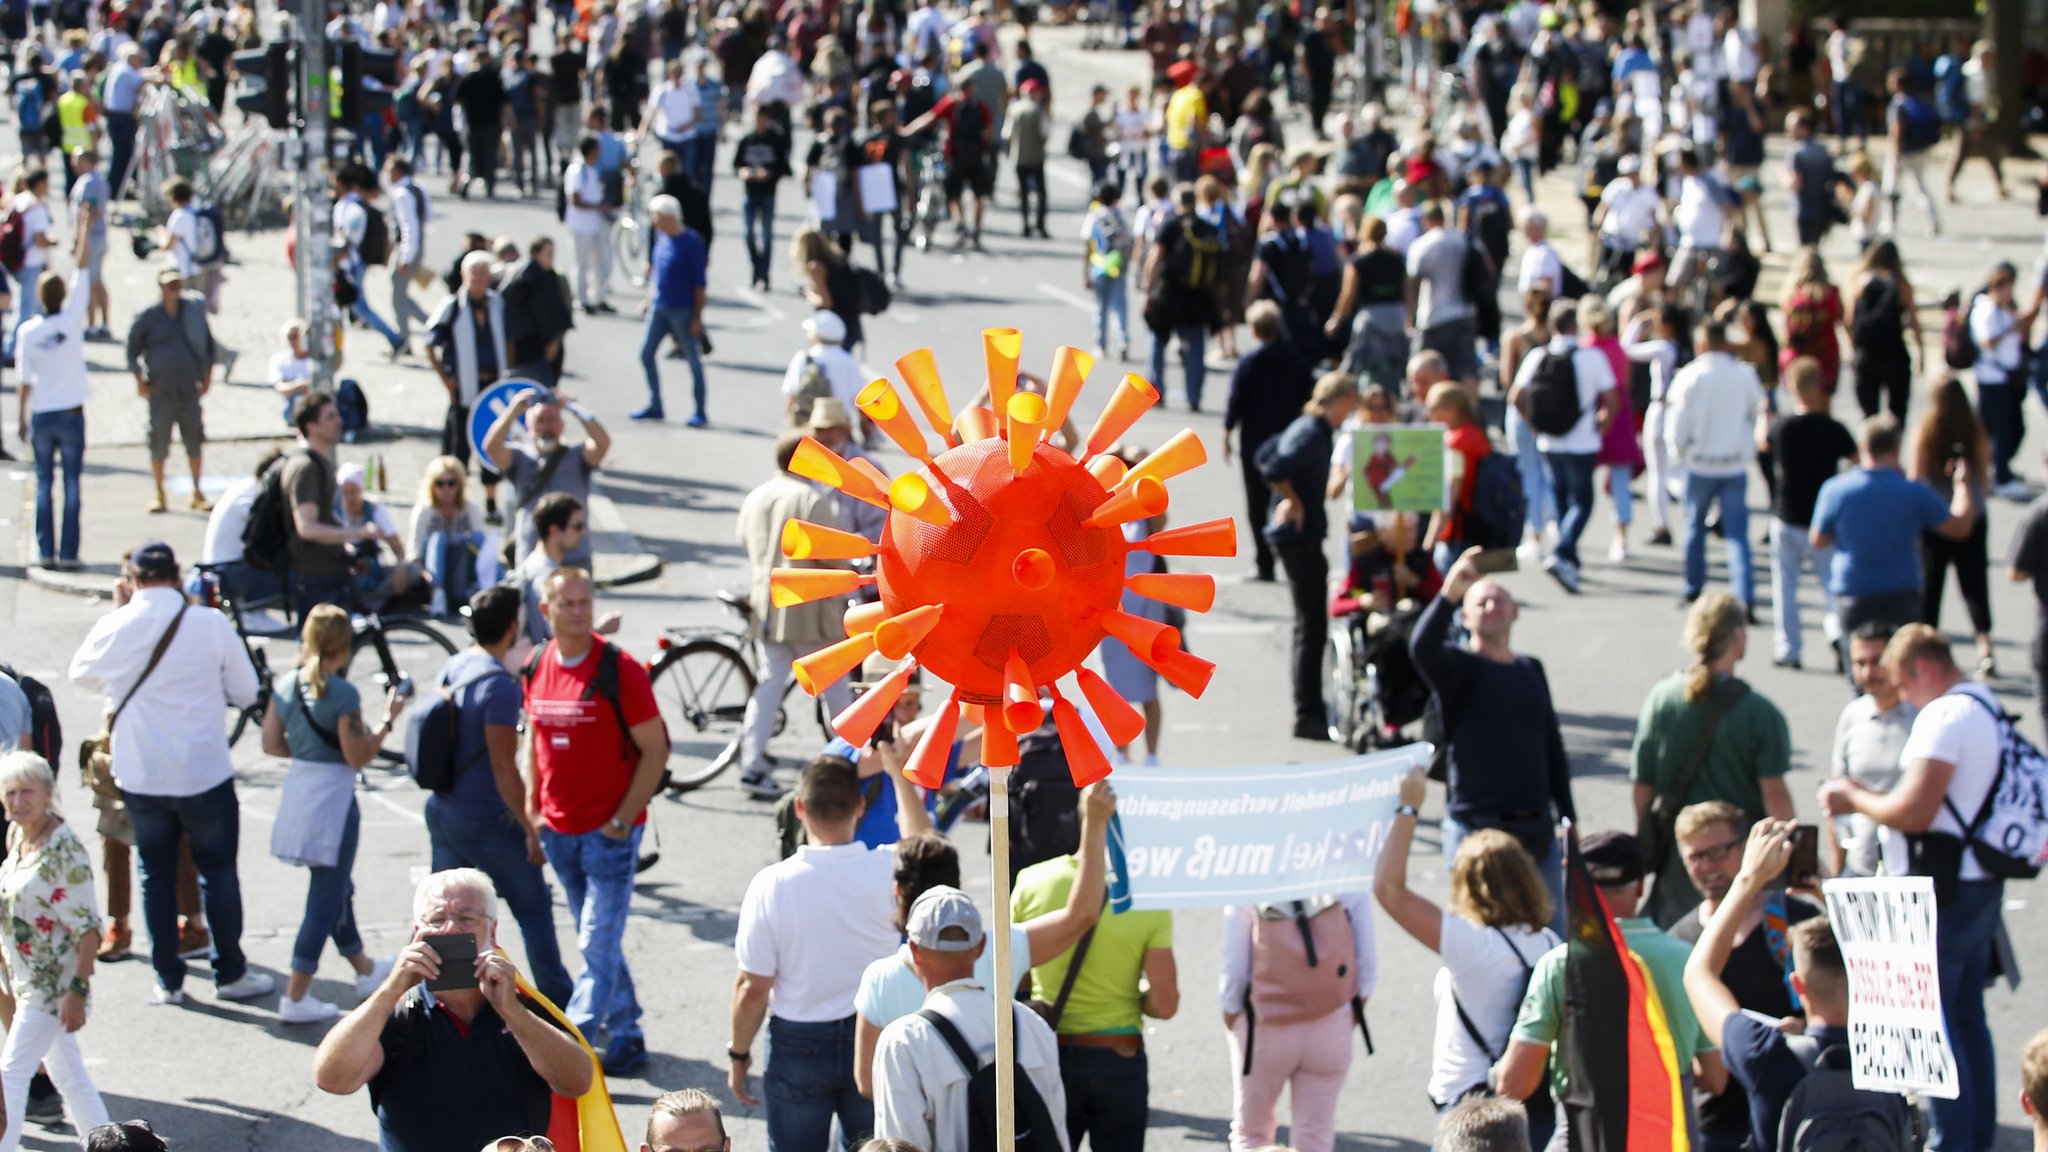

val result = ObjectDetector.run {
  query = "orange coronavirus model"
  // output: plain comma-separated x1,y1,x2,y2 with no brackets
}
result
765,328,1234,790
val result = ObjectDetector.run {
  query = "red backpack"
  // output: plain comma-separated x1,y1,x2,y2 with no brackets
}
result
0,205,27,274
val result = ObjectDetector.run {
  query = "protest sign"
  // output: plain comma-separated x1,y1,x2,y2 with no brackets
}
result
1109,745,1430,909
1821,876,1959,1099
1351,424,1447,514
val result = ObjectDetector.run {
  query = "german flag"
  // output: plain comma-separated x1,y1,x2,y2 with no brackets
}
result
1560,827,1688,1152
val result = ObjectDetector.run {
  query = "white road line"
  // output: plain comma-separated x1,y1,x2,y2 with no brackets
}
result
1035,282,1097,314
734,285,790,322
1047,164,1092,190
363,788,427,826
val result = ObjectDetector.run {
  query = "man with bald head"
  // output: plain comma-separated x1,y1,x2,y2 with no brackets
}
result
1408,546,1576,923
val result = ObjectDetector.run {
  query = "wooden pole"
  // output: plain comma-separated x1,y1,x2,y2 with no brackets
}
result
988,765,1017,1152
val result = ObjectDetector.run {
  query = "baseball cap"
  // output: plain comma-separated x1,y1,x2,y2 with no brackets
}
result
155,263,184,285
905,886,985,952
131,539,178,581
804,310,847,344
1580,831,1647,886
1167,60,1199,86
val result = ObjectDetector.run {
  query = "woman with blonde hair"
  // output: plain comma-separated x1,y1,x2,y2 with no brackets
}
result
1777,246,1844,394
408,456,500,616
260,604,407,1023
1908,376,1995,675
792,226,861,353
1198,174,1252,358
1238,142,1283,225
1629,592,1795,926
1375,768,1560,1148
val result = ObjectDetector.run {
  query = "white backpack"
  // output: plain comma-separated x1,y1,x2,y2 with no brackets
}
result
1949,693,2048,879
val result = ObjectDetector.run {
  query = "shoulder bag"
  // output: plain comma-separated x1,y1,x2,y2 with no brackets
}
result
80,604,189,799
1638,678,1749,873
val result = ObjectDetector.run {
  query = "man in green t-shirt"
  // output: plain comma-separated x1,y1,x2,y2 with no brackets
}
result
1496,831,1726,1148
1011,846,1177,1150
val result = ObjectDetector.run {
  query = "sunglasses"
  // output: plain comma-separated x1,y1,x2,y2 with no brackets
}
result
493,1138,556,1152
434,478,461,489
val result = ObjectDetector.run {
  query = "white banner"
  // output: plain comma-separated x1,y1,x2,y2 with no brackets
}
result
1821,877,1959,1099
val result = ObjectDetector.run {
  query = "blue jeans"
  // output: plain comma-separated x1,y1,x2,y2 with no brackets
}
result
1930,879,2003,1152
1682,472,1755,605
1093,275,1128,352
1443,813,1566,937
344,255,403,351
1542,451,1598,566
1770,516,1836,665
1058,1043,1150,1151
427,797,573,1007
1150,323,1208,410
640,303,707,417
539,825,642,1042
743,189,777,286
681,135,717,192
123,779,250,990
1507,408,1555,539
766,1014,871,1152
292,797,364,974
30,406,83,563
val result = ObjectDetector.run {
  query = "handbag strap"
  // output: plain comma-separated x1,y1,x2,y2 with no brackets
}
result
111,604,189,732
1656,679,1749,831
1046,915,1100,1031
284,674,345,754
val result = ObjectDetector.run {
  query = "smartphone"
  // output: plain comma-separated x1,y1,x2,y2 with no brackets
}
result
422,932,480,991
393,674,418,704
1470,548,1520,575
876,718,899,746
1787,824,1820,886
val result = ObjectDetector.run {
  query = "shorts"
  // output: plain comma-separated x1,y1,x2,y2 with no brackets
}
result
1418,316,1479,382
147,386,205,461
83,233,105,281
944,156,994,200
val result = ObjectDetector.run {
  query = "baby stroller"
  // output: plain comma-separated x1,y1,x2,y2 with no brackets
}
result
1324,520,1436,750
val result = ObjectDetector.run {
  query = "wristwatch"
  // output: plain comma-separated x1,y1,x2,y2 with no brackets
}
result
1394,804,1420,818
607,818,630,835
727,1048,750,1064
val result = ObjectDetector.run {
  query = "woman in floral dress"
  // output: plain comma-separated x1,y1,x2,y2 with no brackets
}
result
0,750,109,1150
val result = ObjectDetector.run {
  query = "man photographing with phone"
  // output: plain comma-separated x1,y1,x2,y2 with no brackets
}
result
313,869,594,1152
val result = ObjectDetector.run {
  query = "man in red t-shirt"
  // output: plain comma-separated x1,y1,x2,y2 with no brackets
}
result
901,87,993,248
523,566,668,1076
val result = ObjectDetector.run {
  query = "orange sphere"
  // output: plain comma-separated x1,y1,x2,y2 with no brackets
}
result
876,437,1126,704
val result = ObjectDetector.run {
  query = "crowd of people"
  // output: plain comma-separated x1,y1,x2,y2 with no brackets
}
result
0,0,2045,1147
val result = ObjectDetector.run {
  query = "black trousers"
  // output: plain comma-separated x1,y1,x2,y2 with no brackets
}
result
1276,540,1328,727
1854,353,1911,422
466,127,500,195
1016,164,1047,232
1922,519,1992,636
1240,451,1275,578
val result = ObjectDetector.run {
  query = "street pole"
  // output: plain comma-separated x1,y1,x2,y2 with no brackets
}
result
989,766,1017,1152
293,0,339,393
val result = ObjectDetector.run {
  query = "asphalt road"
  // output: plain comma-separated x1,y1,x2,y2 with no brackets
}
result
0,28,2043,1152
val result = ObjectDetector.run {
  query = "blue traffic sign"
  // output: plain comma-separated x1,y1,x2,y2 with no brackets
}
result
467,378,551,461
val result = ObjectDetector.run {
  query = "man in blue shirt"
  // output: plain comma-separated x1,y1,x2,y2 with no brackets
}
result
815,655,954,849
634,194,708,426
1811,414,1978,664
421,584,573,1007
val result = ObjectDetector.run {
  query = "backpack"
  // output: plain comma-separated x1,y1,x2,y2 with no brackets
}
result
358,204,392,266
520,641,644,761
916,1005,1066,1152
0,205,24,274
786,349,835,427
0,664,62,766
1164,214,1221,292
239,450,302,575
1898,94,1940,153
1011,724,1081,878
1261,230,1314,307
1466,193,1512,269
1940,692,2048,879
1240,899,1371,1075
1463,453,1527,551
1088,210,1130,280
855,266,891,314
1943,294,1980,371
13,79,43,142
1776,1040,1919,1152
193,203,228,266
1524,347,1585,437
1850,274,1903,350
403,660,510,792
336,378,370,442
951,96,989,164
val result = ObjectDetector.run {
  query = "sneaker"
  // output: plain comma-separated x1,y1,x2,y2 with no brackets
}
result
1515,539,1545,565
177,922,212,959
97,923,133,962
147,491,167,514
1291,719,1333,741
1607,540,1630,562
216,971,276,1001
25,1074,62,1124
1649,528,1673,546
600,1034,649,1076
740,772,785,800
1543,556,1581,594
1975,655,1998,679
147,983,185,1006
628,405,666,421
1141,753,1159,767
278,993,341,1024
355,956,395,998
189,491,213,512
685,413,709,428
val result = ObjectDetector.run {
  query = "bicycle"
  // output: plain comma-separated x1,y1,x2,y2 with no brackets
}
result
910,148,950,252
612,138,649,288
650,589,828,795
198,564,459,764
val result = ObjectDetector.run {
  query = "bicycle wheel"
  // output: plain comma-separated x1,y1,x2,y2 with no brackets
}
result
349,618,459,763
614,218,648,287
652,639,757,793
1324,626,1360,748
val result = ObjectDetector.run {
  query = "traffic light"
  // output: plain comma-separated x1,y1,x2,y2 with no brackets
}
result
338,42,399,123
232,42,292,129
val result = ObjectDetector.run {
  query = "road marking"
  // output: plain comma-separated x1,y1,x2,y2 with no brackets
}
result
364,787,426,826
1048,164,1092,190
1035,282,1096,314
734,285,789,322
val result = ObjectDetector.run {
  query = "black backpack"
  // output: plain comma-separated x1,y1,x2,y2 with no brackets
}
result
239,451,302,575
1463,453,1527,551
1261,230,1314,307
1775,1040,1919,1152
521,641,638,758
1524,348,1585,437
916,1005,1065,1152
1466,195,1512,269
359,204,393,266
404,660,512,792
0,664,61,766
1164,215,1222,292
1850,274,1902,350
1011,724,1080,880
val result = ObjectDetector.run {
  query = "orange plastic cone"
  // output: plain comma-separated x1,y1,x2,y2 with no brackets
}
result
984,328,1023,417
1074,667,1146,748
843,600,888,637
906,692,961,788
793,632,877,695
1087,454,1128,489
831,658,918,747
875,604,943,660
789,437,890,508
889,473,953,527
856,378,934,463
1154,644,1217,697
1002,650,1041,734
782,520,877,561
1086,475,1168,527
769,568,873,608
896,347,954,439
1007,393,1048,476
981,717,1019,767
1102,610,1179,662
1052,694,1114,786
1126,571,1216,613
1120,428,1207,489
1140,518,1238,558
956,406,1001,443
1082,374,1159,460
1044,346,1094,434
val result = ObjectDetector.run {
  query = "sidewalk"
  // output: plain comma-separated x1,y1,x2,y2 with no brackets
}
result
1,212,659,596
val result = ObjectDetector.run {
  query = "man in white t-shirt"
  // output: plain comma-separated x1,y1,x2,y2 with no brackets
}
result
1670,147,1728,291
5,168,56,362
1515,211,1564,296
637,60,700,170
16,213,92,568
1507,298,1616,593
1817,623,2005,1152
1593,155,1663,269
728,756,931,1148
564,135,612,312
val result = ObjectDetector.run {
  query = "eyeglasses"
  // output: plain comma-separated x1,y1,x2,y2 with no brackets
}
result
434,478,461,489
1681,838,1742,867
